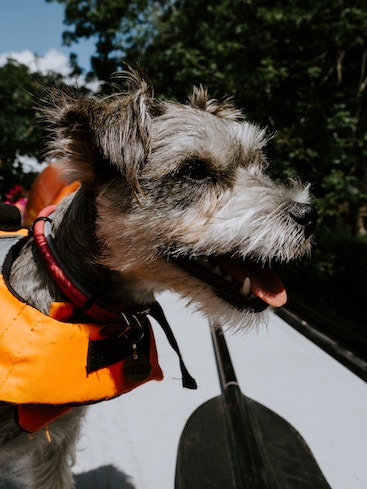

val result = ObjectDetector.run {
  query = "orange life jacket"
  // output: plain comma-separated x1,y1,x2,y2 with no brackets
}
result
0,235,163,432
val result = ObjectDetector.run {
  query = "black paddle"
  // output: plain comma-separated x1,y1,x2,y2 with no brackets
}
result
175,322,332,489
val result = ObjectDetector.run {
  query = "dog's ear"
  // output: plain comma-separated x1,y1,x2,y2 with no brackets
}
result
44,72,153,195
189,86,243,121
43,90,97,185
92,87,152,195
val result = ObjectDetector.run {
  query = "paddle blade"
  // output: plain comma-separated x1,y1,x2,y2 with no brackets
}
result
175,394,331,489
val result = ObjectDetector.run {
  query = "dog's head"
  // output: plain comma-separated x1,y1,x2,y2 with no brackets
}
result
46,68,316,329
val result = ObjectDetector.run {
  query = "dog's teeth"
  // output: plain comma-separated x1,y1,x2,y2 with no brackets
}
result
212,266,222,276
241,277,252,297
196,257,235,283
198,257,209,267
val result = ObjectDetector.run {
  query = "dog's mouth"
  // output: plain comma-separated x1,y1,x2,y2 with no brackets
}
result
170,253,287,313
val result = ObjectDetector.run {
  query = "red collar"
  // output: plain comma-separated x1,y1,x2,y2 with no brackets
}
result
32,204,150,334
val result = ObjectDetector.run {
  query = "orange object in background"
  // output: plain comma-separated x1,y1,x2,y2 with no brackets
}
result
23,164,80,226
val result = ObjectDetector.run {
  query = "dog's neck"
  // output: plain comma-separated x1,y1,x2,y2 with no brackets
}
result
9,188,154,315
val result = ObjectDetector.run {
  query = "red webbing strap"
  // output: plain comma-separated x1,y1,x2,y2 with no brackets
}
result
16,405,73,433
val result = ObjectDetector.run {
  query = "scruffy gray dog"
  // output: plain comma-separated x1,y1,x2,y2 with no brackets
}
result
0,68,316,488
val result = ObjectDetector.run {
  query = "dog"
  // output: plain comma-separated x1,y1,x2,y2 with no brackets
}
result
0,67,316,489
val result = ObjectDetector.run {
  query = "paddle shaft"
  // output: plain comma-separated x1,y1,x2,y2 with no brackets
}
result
210,323,279,489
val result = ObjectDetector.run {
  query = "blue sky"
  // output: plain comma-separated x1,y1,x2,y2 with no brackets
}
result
0,0,95,72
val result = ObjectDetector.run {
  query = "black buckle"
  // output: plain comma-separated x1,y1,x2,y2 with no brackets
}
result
99,307,150,341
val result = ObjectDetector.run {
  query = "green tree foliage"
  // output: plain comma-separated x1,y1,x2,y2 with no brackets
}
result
48,0,367,235
0,60,69,198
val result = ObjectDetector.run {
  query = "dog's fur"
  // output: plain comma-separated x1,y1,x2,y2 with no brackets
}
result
0,68,316,488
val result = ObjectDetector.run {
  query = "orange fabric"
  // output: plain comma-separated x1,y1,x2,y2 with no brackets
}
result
0,274,163,431
0,282,163,405
23,164,80,226
0,229,28,238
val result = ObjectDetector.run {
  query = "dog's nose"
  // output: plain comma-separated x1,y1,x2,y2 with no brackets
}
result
289,202,317,239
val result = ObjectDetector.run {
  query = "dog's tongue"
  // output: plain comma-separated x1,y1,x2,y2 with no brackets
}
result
249,266,287,307
215,256,287,307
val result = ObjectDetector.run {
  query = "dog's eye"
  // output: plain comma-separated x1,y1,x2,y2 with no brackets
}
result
177,159,212,182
